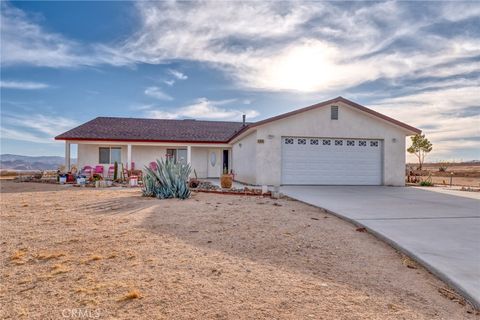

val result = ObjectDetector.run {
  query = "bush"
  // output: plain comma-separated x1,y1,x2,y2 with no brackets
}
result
142,158,191,199
438,161,448,172
419,180,434,186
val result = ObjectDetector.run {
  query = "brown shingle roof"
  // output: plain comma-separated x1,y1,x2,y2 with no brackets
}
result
55,117,245,143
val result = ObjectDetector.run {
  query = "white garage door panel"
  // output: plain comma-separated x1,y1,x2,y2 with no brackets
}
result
282,137,382,185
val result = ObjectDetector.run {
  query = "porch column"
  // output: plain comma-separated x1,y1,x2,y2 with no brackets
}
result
127,144,132,169
65,141,71,171
186,145,192,164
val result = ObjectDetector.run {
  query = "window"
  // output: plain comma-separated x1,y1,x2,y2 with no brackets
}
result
166,149,188,164
310,139,319,145
347,140,355,146
297,138,306,145
359,141,367,147
331,105,339,120
334,140,343,146
285,138,294,144
99,147,121,164
322,139,331,145
370,141,379,147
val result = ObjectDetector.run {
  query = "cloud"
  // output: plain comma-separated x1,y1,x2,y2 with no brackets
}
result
1,113,78,143
163,79,175,86
370,85,480,161
0,2,130,68
144,86,173,101
0,80,49,89
116,1,480,93
145,98,259,121
168,69,188,80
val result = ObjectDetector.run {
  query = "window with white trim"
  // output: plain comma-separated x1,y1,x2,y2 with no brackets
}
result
359,141,367,147
335,140,343,146
370,141,379,147
310,139,319,145
285,138,294,144
99,147,121,164
347,140,355,146
298,138,306,145
322,139,331,145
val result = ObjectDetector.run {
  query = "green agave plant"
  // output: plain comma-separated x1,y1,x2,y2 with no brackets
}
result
142,158,192,199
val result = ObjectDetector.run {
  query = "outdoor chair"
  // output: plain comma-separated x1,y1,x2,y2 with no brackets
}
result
149,161,158,171
94,165,104,177
107,165,115,179
82,165,93,177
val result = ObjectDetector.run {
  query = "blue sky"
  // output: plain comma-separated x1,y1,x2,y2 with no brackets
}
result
1,1,479,161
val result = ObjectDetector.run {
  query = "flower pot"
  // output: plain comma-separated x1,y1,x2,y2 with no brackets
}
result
59,176,67,184
220,174,233,189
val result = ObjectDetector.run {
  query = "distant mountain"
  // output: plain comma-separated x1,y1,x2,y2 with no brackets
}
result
0,154,76,171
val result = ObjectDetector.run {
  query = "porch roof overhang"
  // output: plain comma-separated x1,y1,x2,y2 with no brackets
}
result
58,138,232,148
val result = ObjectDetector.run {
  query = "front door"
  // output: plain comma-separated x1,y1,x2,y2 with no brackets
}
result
207,149,221,178
222,150,229,173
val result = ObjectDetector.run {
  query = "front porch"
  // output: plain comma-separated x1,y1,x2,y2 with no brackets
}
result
64,141,232,179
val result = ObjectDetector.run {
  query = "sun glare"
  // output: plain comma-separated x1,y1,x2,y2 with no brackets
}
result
265,41,338,92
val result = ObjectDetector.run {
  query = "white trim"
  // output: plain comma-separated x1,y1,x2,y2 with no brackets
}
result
66,140,231,148
127,144,132,169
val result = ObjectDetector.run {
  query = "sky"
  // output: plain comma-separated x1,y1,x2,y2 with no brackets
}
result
0,1,479,161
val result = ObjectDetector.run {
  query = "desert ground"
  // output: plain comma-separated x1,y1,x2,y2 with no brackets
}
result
0,181,477,319
408,162,480,187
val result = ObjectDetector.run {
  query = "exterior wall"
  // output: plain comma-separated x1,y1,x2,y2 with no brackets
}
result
253,101,408,186
131,145,166,171
232,131,257,184
77,144,128,173
191,147,208,178
77,143,225,179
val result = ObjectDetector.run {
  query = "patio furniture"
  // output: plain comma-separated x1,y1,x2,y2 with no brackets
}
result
82,165,93,177
149,161,158,171
107,165,115,179
94,165,104,177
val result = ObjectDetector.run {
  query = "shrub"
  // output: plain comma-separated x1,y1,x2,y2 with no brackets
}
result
419,174,434,186
438,162,448,172
142,158,191,199
419,180,434,186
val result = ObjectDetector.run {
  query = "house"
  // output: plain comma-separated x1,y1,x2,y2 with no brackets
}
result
55,97,421,186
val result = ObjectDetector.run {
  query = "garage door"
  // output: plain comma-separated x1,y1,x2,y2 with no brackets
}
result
281,137,382,185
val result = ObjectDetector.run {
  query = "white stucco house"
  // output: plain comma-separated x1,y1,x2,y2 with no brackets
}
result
56,97,421,186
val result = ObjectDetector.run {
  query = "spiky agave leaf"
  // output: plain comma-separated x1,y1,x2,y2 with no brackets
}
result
142,157,191,199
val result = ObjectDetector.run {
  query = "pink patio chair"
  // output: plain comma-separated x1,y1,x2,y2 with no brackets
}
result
107,165,115,179
82,165,93,177
149,161,158,171
94,165,104,177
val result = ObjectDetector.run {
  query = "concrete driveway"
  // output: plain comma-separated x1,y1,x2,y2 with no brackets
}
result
281,186,480,308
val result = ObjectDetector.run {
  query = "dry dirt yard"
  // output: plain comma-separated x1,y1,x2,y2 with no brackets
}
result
0,181,477,319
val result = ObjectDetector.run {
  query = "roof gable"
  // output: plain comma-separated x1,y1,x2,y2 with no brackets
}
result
229,96,421,141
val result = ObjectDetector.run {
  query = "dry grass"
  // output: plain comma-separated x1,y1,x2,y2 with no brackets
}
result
0,181,477,319
402,255,418,269
119,289,141,301
36,251,65,261
11,249,27,261
50,264,70,275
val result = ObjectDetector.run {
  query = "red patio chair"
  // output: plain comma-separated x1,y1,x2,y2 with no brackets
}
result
107,165,115,179
82,165,93,177
149,161,158,171
94,165,104,177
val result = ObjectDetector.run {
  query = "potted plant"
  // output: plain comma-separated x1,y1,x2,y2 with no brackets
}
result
220,166,233,189
189,169,200,188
